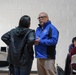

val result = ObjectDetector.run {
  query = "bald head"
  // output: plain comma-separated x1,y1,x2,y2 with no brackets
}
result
39,12,49,18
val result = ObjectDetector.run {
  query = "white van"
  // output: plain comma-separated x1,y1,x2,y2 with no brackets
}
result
0,47,9,71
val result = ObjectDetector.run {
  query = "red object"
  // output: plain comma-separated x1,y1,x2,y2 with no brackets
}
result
70,47,76,70
70,47,76,57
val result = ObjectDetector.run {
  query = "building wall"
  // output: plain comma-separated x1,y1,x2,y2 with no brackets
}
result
0,0,76,70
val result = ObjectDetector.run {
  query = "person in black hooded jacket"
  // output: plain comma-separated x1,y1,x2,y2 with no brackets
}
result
1,15,35,75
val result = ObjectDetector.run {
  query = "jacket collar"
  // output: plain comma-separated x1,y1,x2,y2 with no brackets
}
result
38,20,51,29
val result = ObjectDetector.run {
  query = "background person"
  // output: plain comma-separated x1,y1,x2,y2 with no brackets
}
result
64,36,76,75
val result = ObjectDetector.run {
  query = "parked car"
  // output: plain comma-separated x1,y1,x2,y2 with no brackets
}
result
0,47,9,71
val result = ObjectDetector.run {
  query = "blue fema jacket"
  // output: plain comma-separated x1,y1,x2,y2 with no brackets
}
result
35,21,59,59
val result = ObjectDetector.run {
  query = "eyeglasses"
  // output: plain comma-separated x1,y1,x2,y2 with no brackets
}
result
37,16,47,19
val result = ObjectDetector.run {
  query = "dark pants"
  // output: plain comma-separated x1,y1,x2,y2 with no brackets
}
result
9,64,14,75
14,60,33,75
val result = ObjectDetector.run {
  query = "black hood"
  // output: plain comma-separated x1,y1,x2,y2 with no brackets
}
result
15,27,29,37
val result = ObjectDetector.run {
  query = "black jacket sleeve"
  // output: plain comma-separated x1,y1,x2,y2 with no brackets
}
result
1,31,11,46
27,30,35,50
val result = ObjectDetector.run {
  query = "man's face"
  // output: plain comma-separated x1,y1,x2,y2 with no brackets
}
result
38,13,48,26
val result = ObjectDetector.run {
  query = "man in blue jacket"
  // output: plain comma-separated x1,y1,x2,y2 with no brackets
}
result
35,12,59,75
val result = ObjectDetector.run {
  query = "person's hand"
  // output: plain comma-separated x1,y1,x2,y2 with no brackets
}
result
35,38,40,45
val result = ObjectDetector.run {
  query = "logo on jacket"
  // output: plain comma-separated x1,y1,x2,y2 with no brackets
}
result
43,30,47,34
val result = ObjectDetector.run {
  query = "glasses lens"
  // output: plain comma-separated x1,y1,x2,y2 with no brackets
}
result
38,16,46,19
